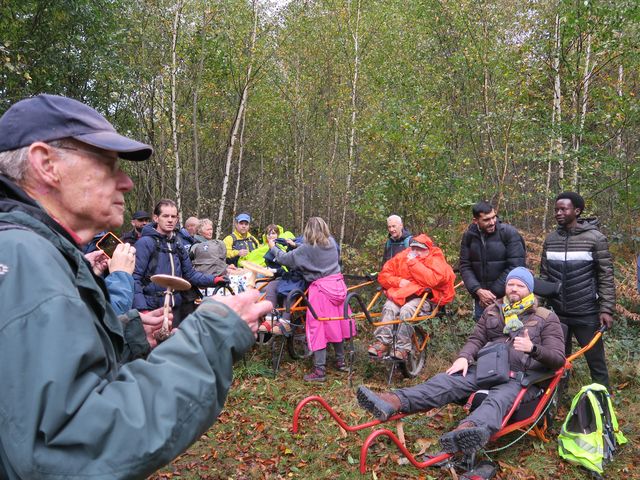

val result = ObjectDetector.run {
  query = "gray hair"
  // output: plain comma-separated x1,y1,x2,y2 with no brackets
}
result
197,218,213,235
0,147,30,182
0,139,72,183
387,214,403,225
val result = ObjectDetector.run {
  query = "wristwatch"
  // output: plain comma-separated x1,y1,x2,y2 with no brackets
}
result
529,344,538,355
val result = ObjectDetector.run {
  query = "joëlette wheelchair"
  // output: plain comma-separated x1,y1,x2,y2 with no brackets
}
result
256,274,373,376
344,277,461,384
292,325,605,478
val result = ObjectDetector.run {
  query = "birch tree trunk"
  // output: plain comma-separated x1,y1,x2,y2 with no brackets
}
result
215,0,258,238
192,9,208,217
572,32,593,189
170,0,184,223
232,106,247,219
543,10,563,231
339,0,360,249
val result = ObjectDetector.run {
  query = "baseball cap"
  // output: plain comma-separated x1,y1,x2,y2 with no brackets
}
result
409,239,428,249
0,94,152,160
236,213,251,223
132,210,150,220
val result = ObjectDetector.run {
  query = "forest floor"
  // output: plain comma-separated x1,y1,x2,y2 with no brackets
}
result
151,239,640,480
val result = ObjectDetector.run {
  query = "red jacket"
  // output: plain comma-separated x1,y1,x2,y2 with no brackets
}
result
378,234,455,306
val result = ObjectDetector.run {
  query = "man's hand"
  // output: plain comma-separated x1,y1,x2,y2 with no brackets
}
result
399,279,411,288
513,328,534,353
85,250,109,276
237,248,249,257
108,243,136,275
599,313,613,330
446,357,469,376
140,308,171,348
476,288,496,307
201,290,272,337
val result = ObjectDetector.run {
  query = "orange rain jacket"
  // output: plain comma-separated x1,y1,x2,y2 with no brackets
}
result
378,233,456,306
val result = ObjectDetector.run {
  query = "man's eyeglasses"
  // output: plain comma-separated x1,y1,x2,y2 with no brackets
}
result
51,145,120,170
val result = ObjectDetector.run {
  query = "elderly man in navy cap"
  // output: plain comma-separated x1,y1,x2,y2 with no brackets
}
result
357,267,565,455
0,94,270,479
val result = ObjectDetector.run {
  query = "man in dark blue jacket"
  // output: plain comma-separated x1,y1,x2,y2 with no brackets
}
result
459,201,526,320
133,200,225,326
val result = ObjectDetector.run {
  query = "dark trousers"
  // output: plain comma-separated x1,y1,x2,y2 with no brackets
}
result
473,299,485,322
560,316,609,390
393,367,525,435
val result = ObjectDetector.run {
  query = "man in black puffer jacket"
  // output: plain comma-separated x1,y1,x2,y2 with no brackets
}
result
540,192,614,389
459,201,526,321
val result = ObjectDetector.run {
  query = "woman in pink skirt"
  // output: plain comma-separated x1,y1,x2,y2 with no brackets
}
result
268,217,354,382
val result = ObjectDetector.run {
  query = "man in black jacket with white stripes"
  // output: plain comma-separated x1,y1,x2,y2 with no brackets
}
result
540,192,614,389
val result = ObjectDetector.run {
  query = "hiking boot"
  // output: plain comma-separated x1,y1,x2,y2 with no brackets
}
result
303,367,326,383
390,348,409,361
367,341,389,358
356,386,402,421
439,421,490,454
335,360,349,372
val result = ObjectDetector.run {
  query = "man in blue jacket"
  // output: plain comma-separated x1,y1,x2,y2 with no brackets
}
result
0,94,271,479
133,199,226,326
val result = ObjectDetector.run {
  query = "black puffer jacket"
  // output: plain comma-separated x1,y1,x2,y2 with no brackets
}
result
459,222,526,298
540,218,615,318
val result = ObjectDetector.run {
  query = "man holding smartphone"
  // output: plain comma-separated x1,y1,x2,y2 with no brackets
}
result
0,94,270,479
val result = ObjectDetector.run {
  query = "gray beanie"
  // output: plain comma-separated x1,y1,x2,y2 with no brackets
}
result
506,267,534,293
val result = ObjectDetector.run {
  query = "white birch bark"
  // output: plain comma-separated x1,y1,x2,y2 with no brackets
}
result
572,32,594,189
170,0,184,223
543,10,563,230
339,0,360,249
232,106,247,220
215,0,258,238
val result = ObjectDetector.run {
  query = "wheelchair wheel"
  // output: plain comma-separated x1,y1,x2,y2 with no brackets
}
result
399,327,427,378
287,318,309,360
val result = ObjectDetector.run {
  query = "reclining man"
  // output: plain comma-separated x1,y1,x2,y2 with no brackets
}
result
358,267,565,454
368,234,456,360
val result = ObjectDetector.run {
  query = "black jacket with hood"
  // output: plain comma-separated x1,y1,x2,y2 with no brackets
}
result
459,221,526,298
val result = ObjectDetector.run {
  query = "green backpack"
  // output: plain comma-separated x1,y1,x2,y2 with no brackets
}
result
558,383,627,476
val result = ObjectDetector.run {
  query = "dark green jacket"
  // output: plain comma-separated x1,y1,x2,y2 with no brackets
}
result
0,176,254,479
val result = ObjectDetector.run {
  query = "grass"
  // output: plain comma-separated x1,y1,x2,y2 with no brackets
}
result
151,307,640,480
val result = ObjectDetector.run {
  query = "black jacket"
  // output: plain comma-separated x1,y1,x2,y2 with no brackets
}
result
459,221,526,298
540,218,615,319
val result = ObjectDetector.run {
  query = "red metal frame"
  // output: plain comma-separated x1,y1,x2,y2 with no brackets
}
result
292,329,604,474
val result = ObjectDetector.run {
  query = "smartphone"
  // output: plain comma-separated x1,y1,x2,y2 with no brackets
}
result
96,232,123,258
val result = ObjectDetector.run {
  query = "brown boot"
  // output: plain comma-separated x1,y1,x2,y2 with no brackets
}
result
356,386,402,421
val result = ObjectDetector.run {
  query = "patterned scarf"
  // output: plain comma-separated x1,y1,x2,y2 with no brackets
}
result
502,292,535,335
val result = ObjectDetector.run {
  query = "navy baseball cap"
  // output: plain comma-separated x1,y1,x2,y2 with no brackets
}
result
0,94,152,160
235,213,251,223
132,210,150,220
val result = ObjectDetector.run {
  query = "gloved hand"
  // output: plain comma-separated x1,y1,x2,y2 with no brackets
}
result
214,275,230,286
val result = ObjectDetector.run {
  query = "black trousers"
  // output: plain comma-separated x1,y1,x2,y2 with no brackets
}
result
560,316,610,390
